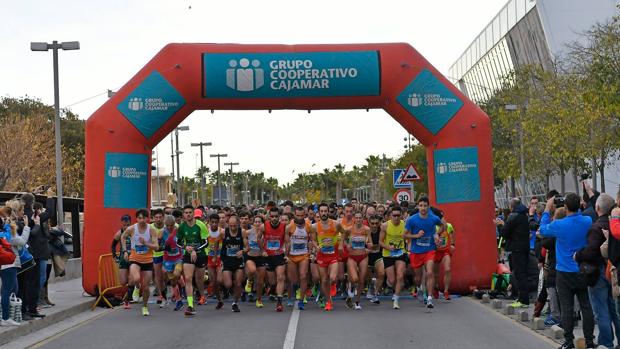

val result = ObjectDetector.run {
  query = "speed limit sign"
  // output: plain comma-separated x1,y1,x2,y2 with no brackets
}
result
393,188,411,203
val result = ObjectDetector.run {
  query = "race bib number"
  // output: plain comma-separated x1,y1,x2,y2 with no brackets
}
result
135,245,148,254
417,237,431,247
390,248,403,257
226,247,240,257
267,239,281,251
351,237,366,250
208,248,217,257
249,240,261,251
321,245,335,254
438,237,447,248
292,242,307,253
168,247,180,257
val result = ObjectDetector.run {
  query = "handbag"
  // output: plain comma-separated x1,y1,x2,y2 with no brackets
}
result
0,237,15,266
579,262,600,287
9,293,22,323
17,244,36,274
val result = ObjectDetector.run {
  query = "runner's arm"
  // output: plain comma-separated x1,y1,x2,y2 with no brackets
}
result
284,226,291,255
120,227,133,253
379,223,391,250
111,230,121,259
242,230,250,254
309,224,318,251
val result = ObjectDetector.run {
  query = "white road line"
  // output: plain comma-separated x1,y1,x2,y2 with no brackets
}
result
283,306,300,349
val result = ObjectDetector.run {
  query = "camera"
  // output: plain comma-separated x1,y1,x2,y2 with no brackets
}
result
580,173,591,181
554,196,565,208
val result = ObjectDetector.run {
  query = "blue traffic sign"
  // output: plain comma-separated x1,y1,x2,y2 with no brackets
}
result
393,169,410,188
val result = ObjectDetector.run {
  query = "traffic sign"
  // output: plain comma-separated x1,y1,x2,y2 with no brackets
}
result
392,169,410,188
402,163,423,182
393,188,412,203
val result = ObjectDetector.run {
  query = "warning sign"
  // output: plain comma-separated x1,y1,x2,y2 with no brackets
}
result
402,163,422,182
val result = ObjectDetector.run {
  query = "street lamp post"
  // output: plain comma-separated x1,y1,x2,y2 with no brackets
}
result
31,40,80,227
210,153,228,206
174,126,190,206
505,104,526,199
191,141,212,206
224,162,239,205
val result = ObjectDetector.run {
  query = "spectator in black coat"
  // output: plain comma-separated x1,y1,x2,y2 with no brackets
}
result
501,198,531,306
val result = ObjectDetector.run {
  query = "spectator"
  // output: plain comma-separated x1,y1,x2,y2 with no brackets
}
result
540,192,595,349
541,207,563,326
575,193,620,349
501,198,530,307
582,180,600,223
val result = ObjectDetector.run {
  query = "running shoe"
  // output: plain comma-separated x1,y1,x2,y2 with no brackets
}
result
325,301,333,311
298,301,305,310
544,316,560,327
303,296,308,304
318,297,326,309
198,296,206,305
366,291,374,300
276,303,284,312
444,291,451,301
248,293,255,303
287,299,294,307
411,286,417,298
0,319,20,326
159,299,169,309
142,306,150,316
427,298,434,309
157,295,163,305
330,283,337,297
311,285,319,298
174,300,184,311
123,301,131,309
245,279,253,293
232,303,240,313
393,299,400,309
345,297,353,309
132,287,140,303
295,288,301,301
370,296,380,304
185,306,196,316
216,301,224,310
354,302,362,310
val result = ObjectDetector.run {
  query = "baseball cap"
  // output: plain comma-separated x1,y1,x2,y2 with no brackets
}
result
120,214,131,222
193,208,203,219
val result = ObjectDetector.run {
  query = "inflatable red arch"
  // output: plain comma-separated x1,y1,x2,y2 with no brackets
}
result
84,43,495,294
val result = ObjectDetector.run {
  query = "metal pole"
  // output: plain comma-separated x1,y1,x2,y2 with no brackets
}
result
175,129,181,206
199,146,205,205
519,124,526,200
156,149,161,207
52,41,64,227
217,157,221,206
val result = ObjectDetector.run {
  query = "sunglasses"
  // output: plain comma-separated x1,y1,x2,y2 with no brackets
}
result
269,215,279,219
392,214,401,217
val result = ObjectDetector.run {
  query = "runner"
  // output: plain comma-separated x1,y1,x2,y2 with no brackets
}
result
263,207,287,312
338,203,355,308
433,221,455,301
206,213,225,310
161,215,184,311
243,215,267,308
120,209,158,316
367,214,385,304
404,197,445,310
379,206,407,309
176,205,208,316
341,211,372,310
111,214,133,309
193,208,209,305
312,203,348,311
220,216,245,312
285,206,312,310
150,209,167,307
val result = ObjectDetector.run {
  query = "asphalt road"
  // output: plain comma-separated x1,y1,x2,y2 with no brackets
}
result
35,297,556,349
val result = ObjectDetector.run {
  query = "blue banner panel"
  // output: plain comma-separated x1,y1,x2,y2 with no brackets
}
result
433,147,481,204
117,71,185,139
203,51,380,98
397,69,463,135
104,153,149,209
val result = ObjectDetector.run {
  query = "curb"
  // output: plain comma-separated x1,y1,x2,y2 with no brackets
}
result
0,298,92,346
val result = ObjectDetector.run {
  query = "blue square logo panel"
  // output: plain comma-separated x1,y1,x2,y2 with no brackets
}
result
117,71,185,139
433,147,481,204
104,153,148,209
397,69,463,135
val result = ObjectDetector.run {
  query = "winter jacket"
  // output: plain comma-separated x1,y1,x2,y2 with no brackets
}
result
501,203,530,253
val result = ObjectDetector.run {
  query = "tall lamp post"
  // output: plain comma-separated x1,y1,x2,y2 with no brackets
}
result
31,40,80,227
505,104,526,199
224,162,239,205
210,153,228,205
175,126,190,206
191,141,212,205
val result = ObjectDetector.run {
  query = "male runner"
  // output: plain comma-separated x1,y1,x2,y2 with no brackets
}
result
367,214,385,304
338,203,355,307
220,216,245,312
120,209,158,316
111,214,133,309
404,197,445,310
341,211,372,310
150,209,167,307
243,215,267,308
193,208,209,305
176,205,208,316
312,203,348,311
286,206,312,310
433,221,455,301
161,215,184,311
206,213,224,309
263,207,287,312
379,206,407,309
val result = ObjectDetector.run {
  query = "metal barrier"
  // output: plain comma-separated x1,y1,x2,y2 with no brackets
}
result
91,253,125,310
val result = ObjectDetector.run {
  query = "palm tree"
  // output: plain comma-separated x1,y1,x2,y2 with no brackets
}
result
266,177,279,202
333,164,345,202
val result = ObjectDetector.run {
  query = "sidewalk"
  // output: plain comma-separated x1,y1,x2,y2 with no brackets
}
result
0,277,93,346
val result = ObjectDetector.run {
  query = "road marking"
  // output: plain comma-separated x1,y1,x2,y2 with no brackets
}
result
283,306,300,349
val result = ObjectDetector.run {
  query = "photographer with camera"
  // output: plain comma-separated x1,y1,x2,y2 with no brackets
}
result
540,192,595,349
574,193,620,349
500,198,531,308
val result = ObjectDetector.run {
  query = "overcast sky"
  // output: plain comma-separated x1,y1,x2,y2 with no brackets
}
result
1,0,506,184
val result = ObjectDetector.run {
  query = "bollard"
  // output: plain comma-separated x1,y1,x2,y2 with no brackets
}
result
518,310,529,322
532,317,545,330
503,304,515,315
481,294,490,303
574,337,585,349
550,325,564,339
492,299,503,309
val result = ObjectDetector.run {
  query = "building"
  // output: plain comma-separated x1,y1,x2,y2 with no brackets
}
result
151,167,173,208
449,0,620,204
